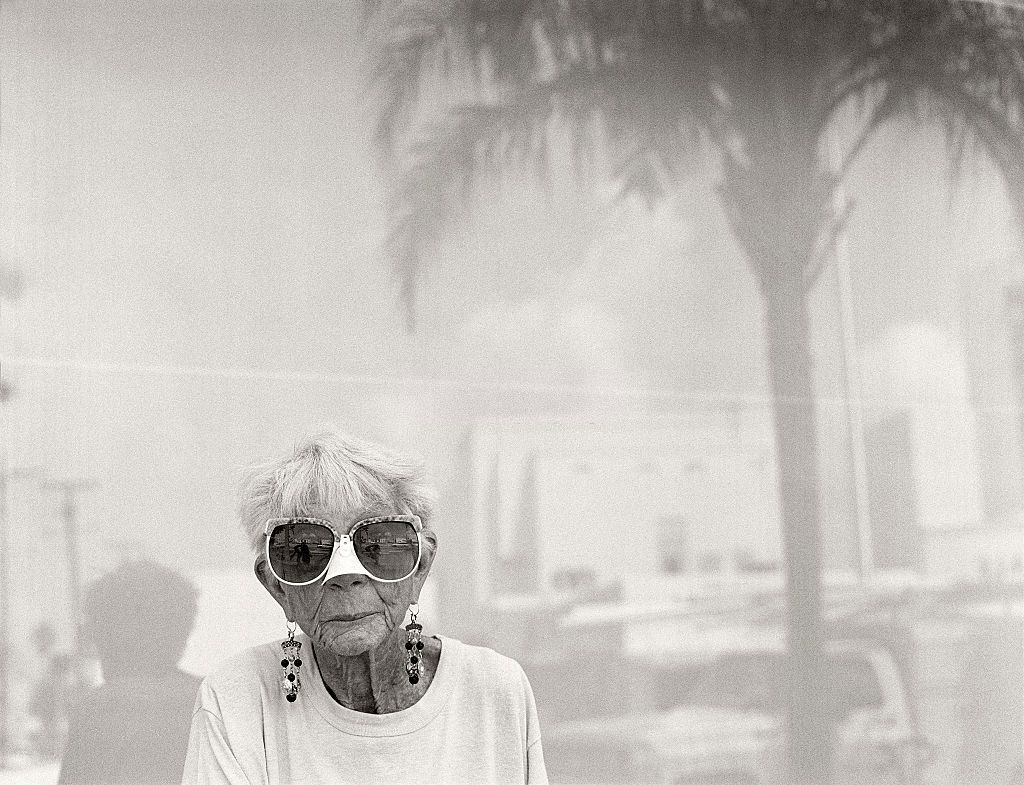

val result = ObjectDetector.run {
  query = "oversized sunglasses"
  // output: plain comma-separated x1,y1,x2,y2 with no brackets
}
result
264,515,422,585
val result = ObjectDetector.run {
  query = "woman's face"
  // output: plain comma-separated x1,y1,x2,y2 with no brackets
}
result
256,506,436,658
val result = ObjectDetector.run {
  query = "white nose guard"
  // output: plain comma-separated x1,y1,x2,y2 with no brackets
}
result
320,536,373,583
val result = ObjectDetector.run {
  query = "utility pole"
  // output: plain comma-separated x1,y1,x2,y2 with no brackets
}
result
2,219,28,767
0,465,42,763
830,132,874,581
41,479,97,661
0,377,9,767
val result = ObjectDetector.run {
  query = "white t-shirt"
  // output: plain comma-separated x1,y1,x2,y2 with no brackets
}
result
183,635,547,785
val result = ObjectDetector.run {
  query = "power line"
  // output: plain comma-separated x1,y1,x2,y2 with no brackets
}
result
0,355,764,402
1,354,1016,411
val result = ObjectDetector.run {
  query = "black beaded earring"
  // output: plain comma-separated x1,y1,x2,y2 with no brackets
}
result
281,621,302,703
404,602,424,685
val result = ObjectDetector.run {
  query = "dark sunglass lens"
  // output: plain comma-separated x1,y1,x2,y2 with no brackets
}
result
353,521,419,580
268,522,335,583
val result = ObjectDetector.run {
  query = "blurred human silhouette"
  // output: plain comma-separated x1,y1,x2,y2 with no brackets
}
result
58,560,202,785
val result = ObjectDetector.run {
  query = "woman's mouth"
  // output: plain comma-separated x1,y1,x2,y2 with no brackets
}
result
328,611,376,622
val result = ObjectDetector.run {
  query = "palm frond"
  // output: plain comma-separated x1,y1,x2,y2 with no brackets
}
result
384,91,567,326
371,0,728,327
367,1,451,161
946,81,1024,232
831,0,1024,201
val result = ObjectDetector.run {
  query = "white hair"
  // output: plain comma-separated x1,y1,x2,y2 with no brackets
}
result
238,428,437,552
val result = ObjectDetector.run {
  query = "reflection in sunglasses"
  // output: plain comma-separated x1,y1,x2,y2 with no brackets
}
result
270,525,334,572
267,519,420,583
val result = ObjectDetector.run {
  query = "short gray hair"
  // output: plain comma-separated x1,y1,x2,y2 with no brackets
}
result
238,428,436,552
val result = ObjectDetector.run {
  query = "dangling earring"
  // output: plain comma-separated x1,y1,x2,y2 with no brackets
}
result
404,602,424,685
281,621,302,702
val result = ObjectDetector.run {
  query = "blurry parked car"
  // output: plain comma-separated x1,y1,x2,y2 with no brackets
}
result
541,632,934,785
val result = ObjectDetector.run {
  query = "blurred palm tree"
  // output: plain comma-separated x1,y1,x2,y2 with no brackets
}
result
368,1,1024,781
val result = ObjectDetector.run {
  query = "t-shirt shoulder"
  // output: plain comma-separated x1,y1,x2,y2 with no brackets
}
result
448,639,541,744
194,638,283,716
452,642,540,708
456,640,529,685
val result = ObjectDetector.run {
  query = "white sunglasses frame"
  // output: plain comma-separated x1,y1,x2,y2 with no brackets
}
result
264,514,423,586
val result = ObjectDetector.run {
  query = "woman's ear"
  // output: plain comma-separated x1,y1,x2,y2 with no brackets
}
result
418,530,438,574
254,557,291,615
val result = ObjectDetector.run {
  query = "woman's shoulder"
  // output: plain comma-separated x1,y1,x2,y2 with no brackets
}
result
442,637,530,689
440,637,540,738
195,638,287,710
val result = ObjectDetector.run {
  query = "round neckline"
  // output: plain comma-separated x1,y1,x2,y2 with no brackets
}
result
299,634,459,737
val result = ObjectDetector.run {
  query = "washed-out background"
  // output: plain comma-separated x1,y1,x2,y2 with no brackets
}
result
0,2,1021,784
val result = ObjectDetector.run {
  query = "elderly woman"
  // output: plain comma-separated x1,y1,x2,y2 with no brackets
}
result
184,430,547,785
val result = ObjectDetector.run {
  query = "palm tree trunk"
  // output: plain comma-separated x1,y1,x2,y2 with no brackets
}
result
760,273,831,785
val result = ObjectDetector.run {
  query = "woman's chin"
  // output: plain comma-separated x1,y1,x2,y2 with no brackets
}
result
314,616,388,657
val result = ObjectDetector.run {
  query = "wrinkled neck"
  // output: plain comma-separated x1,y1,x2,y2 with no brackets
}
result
312,624,431,714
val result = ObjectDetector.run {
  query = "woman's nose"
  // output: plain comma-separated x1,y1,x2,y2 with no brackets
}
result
320,538,366,583
324,572,367,590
